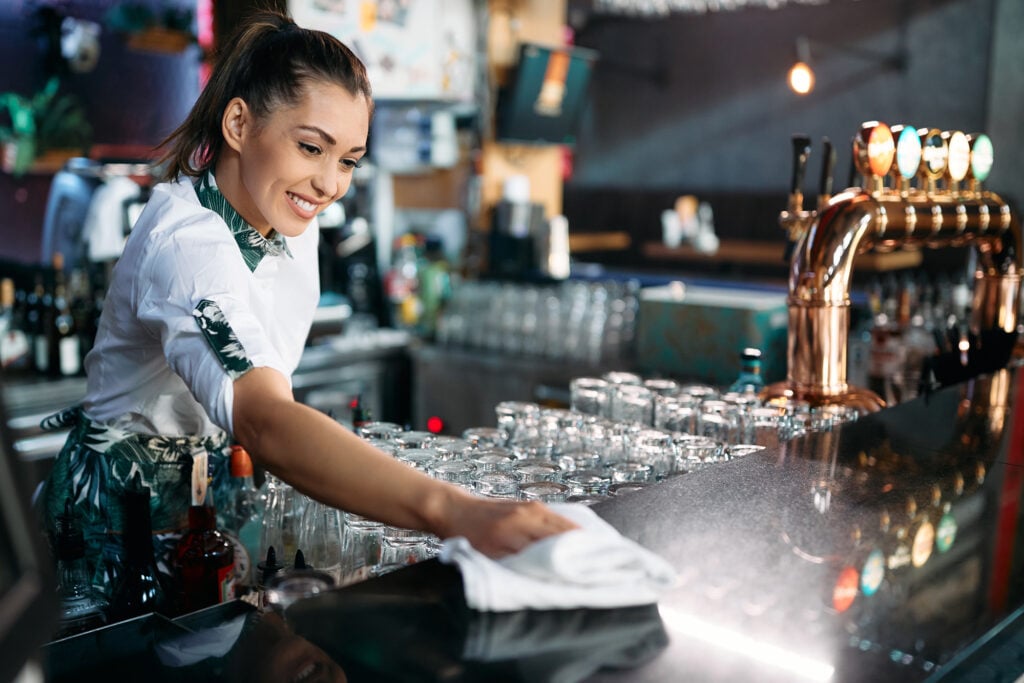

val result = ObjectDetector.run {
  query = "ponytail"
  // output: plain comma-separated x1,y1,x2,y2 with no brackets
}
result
155,10,372,181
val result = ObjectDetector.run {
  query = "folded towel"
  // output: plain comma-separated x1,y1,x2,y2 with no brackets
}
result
439,503,678,612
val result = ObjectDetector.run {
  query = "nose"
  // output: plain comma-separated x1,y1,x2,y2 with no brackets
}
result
311,163,340,200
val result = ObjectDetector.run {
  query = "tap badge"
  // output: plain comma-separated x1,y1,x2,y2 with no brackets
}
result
866,123,895,177
895,127,921,180
969,134,993,182
946,131,970,183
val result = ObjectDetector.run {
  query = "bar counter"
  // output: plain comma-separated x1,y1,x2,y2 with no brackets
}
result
42,362,1024,682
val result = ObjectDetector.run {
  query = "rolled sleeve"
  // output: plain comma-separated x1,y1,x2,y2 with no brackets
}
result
135,220,291,434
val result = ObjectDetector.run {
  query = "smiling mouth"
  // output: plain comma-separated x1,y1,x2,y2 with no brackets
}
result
287,192,318,214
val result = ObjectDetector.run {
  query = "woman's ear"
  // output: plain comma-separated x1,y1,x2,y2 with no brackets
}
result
222,97,250,153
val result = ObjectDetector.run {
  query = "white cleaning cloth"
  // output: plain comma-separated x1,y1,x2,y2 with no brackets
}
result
439,503,678,612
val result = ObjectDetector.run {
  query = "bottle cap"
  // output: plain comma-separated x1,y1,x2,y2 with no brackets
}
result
230,444,254,477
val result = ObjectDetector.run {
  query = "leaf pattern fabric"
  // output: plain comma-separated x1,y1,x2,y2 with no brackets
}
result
38,407,237,599
194,172,292,272
192,299,254,380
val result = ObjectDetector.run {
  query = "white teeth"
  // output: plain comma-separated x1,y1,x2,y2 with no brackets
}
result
288,193,317,212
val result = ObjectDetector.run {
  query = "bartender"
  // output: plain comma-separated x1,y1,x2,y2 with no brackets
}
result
38,10,576,598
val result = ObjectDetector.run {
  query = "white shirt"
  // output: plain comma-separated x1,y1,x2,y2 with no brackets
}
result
83,176,319,437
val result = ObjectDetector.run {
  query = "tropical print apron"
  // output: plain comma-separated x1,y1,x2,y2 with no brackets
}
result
37,172,286,599
38,407,236,598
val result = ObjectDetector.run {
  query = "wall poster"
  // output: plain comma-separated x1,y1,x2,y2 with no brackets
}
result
289,0,477,101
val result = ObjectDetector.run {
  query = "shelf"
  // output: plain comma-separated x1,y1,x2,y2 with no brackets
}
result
643,240,924,272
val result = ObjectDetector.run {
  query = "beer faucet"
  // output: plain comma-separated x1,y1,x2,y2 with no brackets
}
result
765,121,1021,414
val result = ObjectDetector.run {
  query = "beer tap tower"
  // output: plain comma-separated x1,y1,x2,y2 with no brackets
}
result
767,121,1021,413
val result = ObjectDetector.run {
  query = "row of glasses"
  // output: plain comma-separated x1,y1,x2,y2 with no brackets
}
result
435,279,641,364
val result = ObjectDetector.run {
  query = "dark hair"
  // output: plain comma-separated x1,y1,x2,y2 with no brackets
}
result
156,10,373,181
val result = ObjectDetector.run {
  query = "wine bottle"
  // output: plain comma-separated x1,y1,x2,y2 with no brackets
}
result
108,473,166,623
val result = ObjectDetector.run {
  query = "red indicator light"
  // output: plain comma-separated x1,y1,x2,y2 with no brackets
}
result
426,416,445,434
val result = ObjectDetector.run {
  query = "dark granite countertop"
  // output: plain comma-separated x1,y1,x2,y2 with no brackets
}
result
42,364,1024,683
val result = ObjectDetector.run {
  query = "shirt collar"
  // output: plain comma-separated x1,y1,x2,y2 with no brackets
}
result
194,173,293,272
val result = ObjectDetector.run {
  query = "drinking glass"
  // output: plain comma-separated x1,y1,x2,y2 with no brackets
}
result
394,430,437,450
513,459,563,483
654,394,700,434
356,421,404,441
461,426,506,449
570,377,610,416
473,472,520,499
674,435,724,473
607,482,650,497
495,401,541,446
431,436,473,460
428,460,478,489
340,513,382,586
298,499,344,585
564,468,611,496
518,481,569,503
602,371,643,386
396,447,439,472
609,384,655,425
630,428,675,479
610,461,655,484
644,378,680,397
470,449,517,473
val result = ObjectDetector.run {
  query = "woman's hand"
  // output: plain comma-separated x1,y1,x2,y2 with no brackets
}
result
436,492,580,558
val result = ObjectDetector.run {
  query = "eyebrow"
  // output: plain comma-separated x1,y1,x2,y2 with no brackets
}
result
296,125,366,153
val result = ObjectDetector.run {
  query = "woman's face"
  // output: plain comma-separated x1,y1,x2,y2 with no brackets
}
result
229,81,369,238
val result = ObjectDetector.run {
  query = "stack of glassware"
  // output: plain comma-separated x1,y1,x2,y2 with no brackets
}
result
255,370,859,589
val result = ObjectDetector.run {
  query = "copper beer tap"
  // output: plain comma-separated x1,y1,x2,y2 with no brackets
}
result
764,122,1021,414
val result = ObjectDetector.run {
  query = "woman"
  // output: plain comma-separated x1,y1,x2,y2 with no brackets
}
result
40,11,575,597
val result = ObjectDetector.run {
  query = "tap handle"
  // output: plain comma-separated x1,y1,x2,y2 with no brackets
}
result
790,135,812,196
818,137,836,199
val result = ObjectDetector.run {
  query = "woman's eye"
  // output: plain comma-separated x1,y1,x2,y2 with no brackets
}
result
299,142,322,155
340,158,362,171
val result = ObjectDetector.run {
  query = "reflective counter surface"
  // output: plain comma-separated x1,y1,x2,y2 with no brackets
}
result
43,365,1024,682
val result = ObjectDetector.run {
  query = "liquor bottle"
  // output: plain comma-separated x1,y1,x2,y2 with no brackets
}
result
53,499,108,637
27,273,52,375
384,233,425,330
224,445,261,593
0,278,30,372
68,268,96,372
728,347,766,395
108,474,166,623
174,476,235,615
48,257,80,377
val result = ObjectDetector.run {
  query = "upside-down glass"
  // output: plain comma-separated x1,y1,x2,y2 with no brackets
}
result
654,393,700,434
473,471,520,499
495,401,542,446
570,377,610,416
356,421,404,441
609,383,655,425
518,481,570,503
514,459,562,483
461,426,506,449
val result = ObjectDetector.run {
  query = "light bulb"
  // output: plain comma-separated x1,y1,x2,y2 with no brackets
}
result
788,61,815,95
